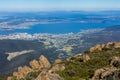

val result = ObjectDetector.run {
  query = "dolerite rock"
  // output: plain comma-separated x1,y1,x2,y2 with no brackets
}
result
7,55,52,80
90,44,103,52
114,42,120,48
105,42,115,48
13,66,33,80
39,55,51,68
54,59,62,64
82,54,90,62
92,67,117,80
7,77,12,80
51,64,65,72
90,42,120,52
29,59,41,70
35,69,64,80
110,56,120,67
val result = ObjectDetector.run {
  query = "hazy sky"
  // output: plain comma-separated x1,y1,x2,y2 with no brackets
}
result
0,0,120,11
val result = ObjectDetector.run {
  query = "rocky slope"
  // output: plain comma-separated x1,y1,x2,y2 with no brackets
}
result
6,42,120,80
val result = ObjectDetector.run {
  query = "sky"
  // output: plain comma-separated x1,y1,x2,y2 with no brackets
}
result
0,0,120,11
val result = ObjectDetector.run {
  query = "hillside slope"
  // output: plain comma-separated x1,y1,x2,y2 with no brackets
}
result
7,42,120,80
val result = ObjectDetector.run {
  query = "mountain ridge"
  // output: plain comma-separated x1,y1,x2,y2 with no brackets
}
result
6,42,120,80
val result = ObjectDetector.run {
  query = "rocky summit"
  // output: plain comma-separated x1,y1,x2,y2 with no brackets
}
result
7,42,120,80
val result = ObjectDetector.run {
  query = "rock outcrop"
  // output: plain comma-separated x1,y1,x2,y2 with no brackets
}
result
35,69,64,80
82,54,90,62
7,77,13,80
51,64,65,72
90,42,120,52
114,42,120,48
39,55,51,68
92,67,117,80
91,48,120,80
70,54,90,62
7,55,52,80
110,56,120,67
54,59,62,64
13,66,33,80
29,59,41,70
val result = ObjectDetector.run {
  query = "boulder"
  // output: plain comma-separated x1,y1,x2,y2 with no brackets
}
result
13,66,33,80
110,56,120,67
54,59,62,64
92,67,117,79
89,47,95,52
114,42,120,48
7,77,13,80
30,59,41,70
82,54,90,62
39,55,51,68
35,69,64,80
13,71,24,80
51,64,65,72
89,42,120,52
105,42,115,48
89,44,102,52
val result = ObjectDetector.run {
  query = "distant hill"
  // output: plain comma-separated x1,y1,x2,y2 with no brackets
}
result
0,40,58,77
80,25,120,45
103,25,120,31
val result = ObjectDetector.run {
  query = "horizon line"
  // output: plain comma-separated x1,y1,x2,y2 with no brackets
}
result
0,9,120,13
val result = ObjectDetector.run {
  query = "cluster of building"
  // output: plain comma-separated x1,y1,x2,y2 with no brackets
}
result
0,28,103,48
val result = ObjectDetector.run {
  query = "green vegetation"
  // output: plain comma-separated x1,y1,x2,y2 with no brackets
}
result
4,42,120,80
11,77,17,80
57,48,120,80
25,70,41,80
22,71,41,80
